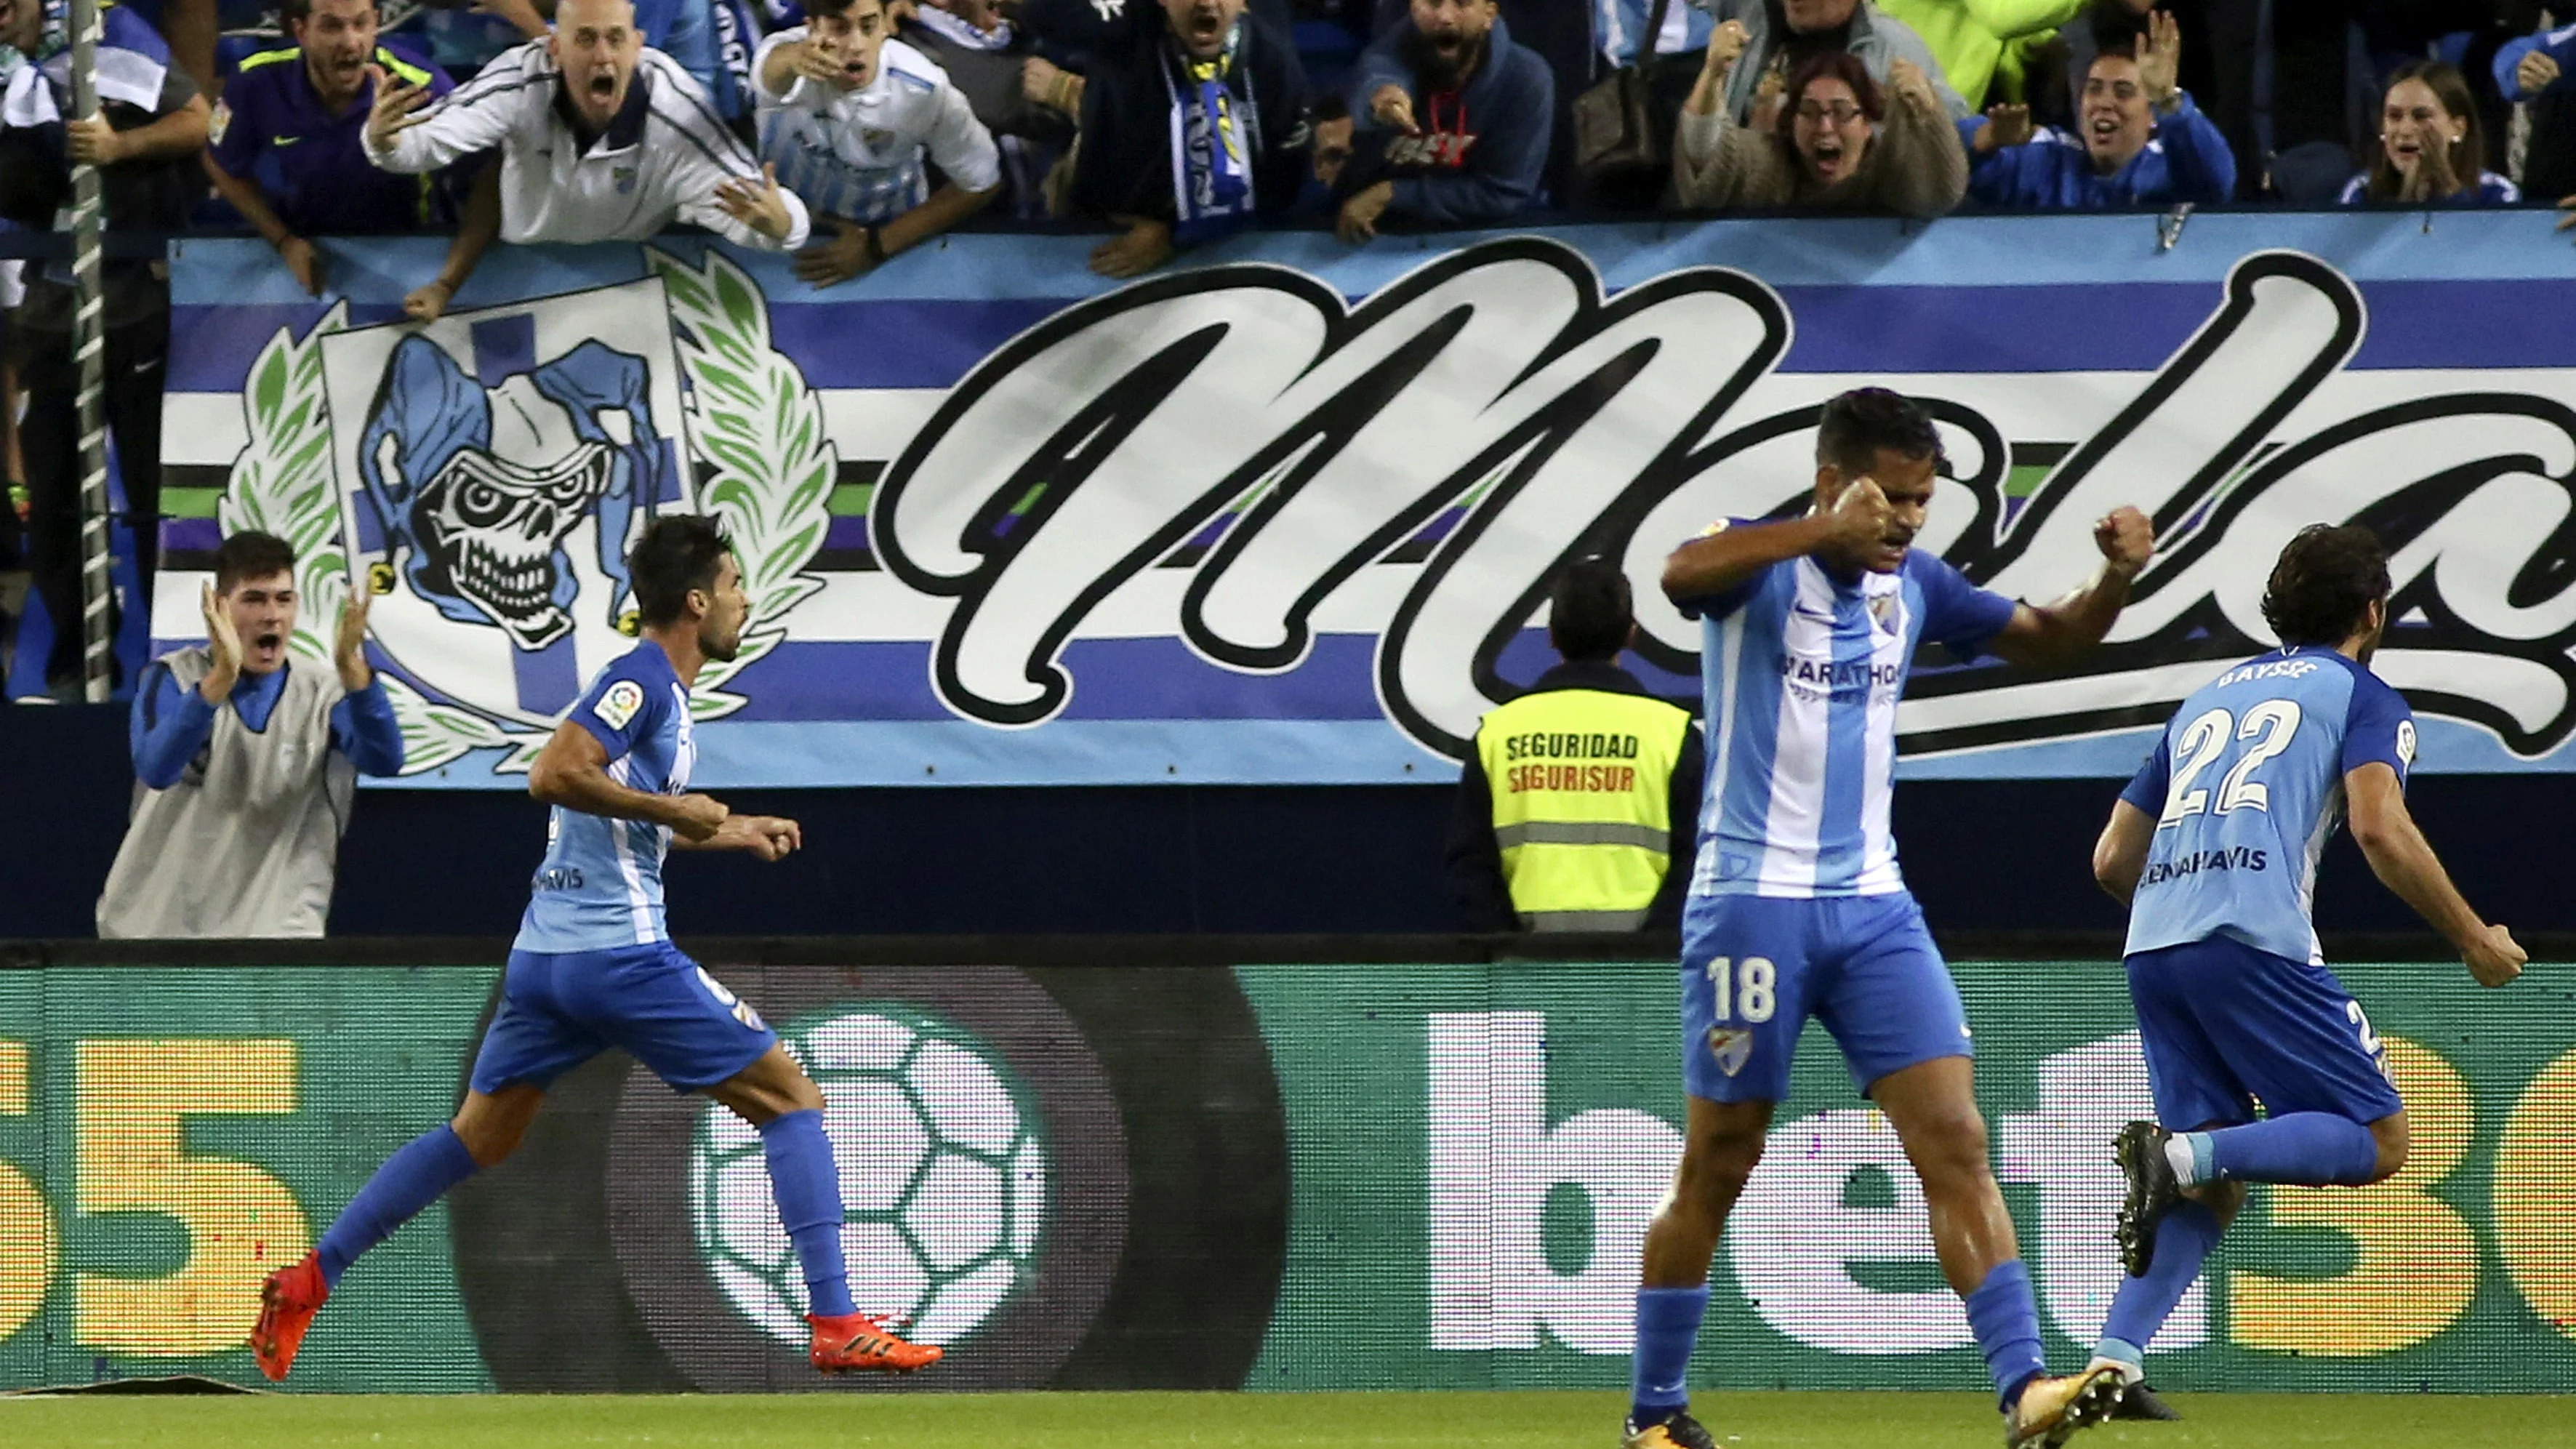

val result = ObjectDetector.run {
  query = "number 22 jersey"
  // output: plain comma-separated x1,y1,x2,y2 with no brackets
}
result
2120,646,2415,966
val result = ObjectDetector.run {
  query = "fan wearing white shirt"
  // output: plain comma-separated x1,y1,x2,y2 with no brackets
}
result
753,0,1002,286
361,0,806,252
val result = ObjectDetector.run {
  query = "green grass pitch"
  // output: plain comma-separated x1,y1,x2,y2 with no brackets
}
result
4,1391,2573,1448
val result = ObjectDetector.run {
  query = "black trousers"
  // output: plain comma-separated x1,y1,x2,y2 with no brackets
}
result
16,312,166,688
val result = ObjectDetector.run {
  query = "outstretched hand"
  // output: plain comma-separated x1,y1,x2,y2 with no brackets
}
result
1975,103,2031,154
712,163,797,242
364,65,434,151
200,581,242,704
334,590,374,691
2138,9,2182,108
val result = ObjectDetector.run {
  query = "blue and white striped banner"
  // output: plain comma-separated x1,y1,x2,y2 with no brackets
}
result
156,213,2576,787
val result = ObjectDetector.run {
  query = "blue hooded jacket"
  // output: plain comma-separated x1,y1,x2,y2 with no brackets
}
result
1349,14,1552,223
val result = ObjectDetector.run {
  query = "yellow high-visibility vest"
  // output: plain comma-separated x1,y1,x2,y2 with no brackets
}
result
1474,686,1692,931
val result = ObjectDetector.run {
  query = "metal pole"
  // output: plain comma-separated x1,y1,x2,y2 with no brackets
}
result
68,0,113,702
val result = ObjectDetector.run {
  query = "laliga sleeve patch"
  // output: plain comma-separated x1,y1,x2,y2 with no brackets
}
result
2396,718,2417,768
209,100,231,145
595,678,646,731
1698,518,1731,537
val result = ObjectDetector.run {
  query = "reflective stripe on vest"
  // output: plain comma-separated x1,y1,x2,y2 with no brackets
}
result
1522,907,1652,932
1493,820,1670,851
1474,685,1693,926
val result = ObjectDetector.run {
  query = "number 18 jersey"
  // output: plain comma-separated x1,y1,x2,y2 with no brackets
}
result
2120,646,2415,966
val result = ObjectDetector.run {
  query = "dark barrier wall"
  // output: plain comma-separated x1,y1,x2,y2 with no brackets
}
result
3,940,2573,1394
4,705,2574,939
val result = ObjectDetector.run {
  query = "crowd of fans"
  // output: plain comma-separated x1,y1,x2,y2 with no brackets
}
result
0,0,2571,700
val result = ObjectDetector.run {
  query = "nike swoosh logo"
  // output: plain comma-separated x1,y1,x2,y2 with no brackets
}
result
273,135,302,146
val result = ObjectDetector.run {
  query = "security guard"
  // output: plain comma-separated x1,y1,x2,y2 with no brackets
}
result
1448,557,1704,932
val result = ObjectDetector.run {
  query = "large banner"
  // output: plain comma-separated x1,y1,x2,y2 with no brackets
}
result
3,955,2571,1392
154,214,2576,787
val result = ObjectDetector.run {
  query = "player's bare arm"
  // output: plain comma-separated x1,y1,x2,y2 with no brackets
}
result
2344,761,2525,986
2091,798,2154,905
526,720,729,841
673,813,805,859
1986,507,2154,667
1661,475,1893,603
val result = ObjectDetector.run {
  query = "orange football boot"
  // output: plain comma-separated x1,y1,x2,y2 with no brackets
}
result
808,1312,942,1374
249,1252,329,1382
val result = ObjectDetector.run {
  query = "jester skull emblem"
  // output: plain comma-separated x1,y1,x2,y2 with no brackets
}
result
357,334,673,649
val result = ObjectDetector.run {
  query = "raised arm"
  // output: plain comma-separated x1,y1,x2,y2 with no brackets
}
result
2345,762,2525,987
131,661,220,790
364,62,523,174
526,721,729,840
1874,58,1968,217
1673,20,1788,209
1661,478,1886,607
2497,25,2576,103
1982,506,2152,667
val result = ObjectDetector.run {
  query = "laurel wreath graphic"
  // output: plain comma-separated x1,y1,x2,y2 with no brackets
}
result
222,246,832,778
646,245,835,722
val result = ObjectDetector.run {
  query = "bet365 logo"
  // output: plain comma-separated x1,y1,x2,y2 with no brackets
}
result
1421,1011,2576,1361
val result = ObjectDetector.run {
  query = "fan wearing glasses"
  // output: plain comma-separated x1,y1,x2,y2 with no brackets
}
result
1672,17,1966,217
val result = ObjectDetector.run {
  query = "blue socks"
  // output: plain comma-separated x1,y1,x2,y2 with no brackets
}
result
2191,1113,2379,1187
2096,1200,2223,1365
316,1124,480,1290
1629,1285,1709,1425
1963,1259,2047,1410
761,1108,855,1319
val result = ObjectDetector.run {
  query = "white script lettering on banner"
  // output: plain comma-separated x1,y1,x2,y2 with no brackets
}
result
875,243,2576,761
192,230,2576,781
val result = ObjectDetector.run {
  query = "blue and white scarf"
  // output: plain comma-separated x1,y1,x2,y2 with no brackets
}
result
1160,21,1258,244
1,3,172,129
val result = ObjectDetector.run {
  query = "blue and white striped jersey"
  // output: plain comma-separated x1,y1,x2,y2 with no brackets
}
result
1680,532,2015,899
753,33,999,226
2119,647,2415,966
515,641,699,953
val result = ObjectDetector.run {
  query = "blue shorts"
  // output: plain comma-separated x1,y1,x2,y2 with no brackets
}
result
1679,891,1973,1103
2125,936,2404,1130
468,942,778,1096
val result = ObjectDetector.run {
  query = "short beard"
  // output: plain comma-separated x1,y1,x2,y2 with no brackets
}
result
1400,25,1488,93
700,622,741,665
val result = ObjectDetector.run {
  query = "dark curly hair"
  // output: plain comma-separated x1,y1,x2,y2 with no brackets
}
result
1549,556,1633,662
2262,523,2389,648
1815,387,1943,478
